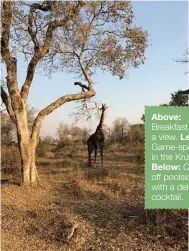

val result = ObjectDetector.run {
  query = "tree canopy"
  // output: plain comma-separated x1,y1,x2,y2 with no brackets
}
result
1,1,148,186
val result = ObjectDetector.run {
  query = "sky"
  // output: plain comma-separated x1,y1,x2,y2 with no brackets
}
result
12,1,189,137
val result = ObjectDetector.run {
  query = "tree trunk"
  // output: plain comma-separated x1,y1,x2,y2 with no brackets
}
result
19,139,39,186
30,140,39,185
16,111,39,186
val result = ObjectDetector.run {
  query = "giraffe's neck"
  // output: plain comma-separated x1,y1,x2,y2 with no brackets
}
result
96,109,105,132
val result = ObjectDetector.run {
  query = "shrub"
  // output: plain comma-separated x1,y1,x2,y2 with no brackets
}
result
36,136,55,157
1,147,21,174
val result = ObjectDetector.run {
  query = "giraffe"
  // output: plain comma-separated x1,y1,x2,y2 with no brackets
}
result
87,104,107,168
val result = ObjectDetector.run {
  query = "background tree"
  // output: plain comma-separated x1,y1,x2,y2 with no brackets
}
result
111,117,130,143
70,126,83,140
1,1,148,186
1,113,15,146
81,127,91,145
56,122,91,148
141,89,188,122
141,114,145,123
27,105,38,132
56,123,72,150
1,105,37,146
56,123,71,141
169,90,188,106
37,136,55,157
130,124,144,145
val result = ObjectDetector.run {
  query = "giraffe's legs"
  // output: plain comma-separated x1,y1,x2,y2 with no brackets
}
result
88,152,92,168
100,147,103,168
87,140,94,168
94,146,97,166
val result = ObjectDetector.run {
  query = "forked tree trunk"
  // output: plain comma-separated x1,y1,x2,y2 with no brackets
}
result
16,110,39,186
19,140,39,186
1,1,95,187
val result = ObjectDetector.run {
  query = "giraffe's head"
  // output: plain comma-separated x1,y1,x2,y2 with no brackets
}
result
100,103,108,111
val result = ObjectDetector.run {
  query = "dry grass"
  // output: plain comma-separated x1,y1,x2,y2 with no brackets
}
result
1,147,21,173
1,144,188,251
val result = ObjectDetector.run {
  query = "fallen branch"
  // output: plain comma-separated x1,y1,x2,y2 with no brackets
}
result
66,223,78,242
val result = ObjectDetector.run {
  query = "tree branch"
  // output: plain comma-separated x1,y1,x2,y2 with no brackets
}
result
77,55,93,89
1,1,12,63
28,9,40,49
1,2,22,112
74,82,89,91
1,86,16,122
31,84,95,140
178,89,189,94
21,1,85,103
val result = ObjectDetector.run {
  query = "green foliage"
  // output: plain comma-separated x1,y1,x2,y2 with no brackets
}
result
141,114,145,122
169,91,188,106
141,89,188,122
111,182,122,193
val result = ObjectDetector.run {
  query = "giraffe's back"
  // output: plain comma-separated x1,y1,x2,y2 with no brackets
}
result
88,132,104,147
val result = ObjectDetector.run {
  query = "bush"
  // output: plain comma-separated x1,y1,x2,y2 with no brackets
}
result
1,147,21,173
55,138,72,151
36,136,55,157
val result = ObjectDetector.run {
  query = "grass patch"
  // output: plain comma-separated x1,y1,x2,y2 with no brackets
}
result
1,144,188,251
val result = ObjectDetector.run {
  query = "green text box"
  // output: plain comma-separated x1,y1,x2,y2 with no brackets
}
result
145,106,189,209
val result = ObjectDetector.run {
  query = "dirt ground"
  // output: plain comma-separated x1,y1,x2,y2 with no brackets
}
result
1,144,188,251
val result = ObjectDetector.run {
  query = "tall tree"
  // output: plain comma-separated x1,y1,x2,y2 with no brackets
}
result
111,117,130,143
1,1,148,186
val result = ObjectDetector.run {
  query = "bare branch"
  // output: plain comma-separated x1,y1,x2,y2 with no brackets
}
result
70,98,101,122
1,2,22,112
1,2,12,62
21,52,41,102
28,10,40,49
78,56,93,89
21,1,85,103
31,84,95,140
